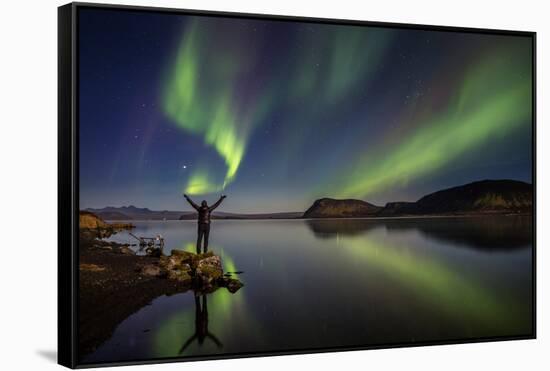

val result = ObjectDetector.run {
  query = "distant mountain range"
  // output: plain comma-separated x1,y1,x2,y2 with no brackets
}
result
85,179,532,220
85,206,184,220
178,211,303,220
85,205,303,221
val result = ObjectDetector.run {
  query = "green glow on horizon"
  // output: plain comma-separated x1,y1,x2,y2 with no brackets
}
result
331,47,532,198
185,170,224,195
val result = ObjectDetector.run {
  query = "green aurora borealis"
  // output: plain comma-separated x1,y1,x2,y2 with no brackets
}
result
162,18,395,195
334,48,532,197
161,18,531,201
79,11,533,211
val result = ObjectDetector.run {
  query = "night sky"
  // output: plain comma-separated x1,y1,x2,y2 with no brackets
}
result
79,8,532,213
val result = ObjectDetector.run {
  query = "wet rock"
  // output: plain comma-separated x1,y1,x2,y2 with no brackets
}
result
224,271,244,276
140,264,161,277
79,263,106,272
191,251,215,268
227,280,243,293
158,256,170,270
180,263,191,272
195,255,223,285
219,277,244,293
170,249,195,260
164,250,194,266
160,255,185,270
160,250,241,292
167,269,192,284
117,246,135,255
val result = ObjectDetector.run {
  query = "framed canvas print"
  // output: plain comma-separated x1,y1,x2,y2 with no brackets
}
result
58,2,536,368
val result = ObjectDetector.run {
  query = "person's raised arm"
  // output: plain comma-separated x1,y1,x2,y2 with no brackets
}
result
209,195,226,211
183,194,200,211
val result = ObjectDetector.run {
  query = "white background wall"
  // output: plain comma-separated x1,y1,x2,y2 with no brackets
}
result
0,0,547,369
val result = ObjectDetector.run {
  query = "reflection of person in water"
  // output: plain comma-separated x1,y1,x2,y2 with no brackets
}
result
179,293,223,354
184,194,226,254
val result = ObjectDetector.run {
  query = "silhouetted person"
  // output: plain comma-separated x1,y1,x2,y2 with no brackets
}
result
179,293,223,354
184,194,226,254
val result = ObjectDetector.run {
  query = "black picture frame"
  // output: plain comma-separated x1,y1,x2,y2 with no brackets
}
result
58,2,537,368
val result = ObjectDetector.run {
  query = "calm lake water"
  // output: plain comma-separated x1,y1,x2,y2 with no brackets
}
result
84,216,533,364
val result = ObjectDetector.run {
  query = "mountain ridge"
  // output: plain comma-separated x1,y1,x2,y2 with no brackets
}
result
85,179,532,220
303,198,382,218
307,179,532,218
85,207,303,221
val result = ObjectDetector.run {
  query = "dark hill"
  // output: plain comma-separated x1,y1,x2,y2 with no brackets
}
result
79,211,109,229
79,211,133,230
377,202,417,217
379,179,532,216
303,198,382,218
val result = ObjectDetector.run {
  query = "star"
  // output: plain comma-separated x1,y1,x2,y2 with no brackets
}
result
182,165,187,169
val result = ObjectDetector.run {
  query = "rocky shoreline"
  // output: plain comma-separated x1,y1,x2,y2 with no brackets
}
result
78,218,243,361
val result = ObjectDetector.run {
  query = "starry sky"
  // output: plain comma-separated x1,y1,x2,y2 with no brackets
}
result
79,8,533,213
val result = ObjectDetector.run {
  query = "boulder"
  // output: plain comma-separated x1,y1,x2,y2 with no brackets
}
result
219,277,244,293
117,246,135,255
79,211,109,229
179,263,192,272
140,264,162,277
170,249,195,259
79,210,134,230
195,255,223,285
167,269,192,284
159,255,170,270
169,249,195,265
160,255,188,270
160,250,242,292
79,263,106,272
